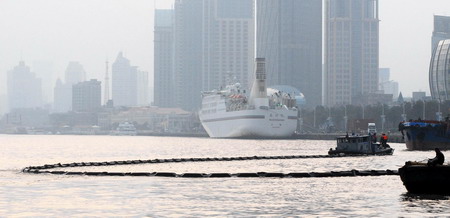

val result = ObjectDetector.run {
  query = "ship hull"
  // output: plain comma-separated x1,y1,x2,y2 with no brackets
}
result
200,109,297,138
404,127,450,150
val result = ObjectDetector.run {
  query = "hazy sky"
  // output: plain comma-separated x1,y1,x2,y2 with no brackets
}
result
1,0,450,100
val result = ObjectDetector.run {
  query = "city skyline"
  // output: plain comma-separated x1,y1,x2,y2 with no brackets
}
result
1,0,450,102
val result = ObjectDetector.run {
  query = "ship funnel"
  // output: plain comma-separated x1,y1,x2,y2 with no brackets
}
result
249,58,268,106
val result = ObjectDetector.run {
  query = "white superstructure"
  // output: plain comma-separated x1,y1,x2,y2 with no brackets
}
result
199,58,298,138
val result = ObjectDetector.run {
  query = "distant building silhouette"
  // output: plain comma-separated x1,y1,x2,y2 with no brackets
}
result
432,15,450,54
257,0,322,107
65,62,86,85
378,68,399,100
112,52,138,107
7,61,43,111
53,62,86,112
53,78,71,112
72,79,101,112
154,9,174,108
413,91,426,101
137,70,149,106
325,0,379,106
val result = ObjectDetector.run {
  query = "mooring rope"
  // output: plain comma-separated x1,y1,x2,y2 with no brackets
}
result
22,154,398,178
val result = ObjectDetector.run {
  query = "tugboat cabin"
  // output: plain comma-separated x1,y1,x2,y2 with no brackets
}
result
335,135,373,154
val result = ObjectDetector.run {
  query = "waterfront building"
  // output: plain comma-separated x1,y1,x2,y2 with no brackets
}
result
325,0,379,106
7,61,43,111
72,79,101,112
112,52,138,107
154,9,174,108
430,39,450,101
257,0,322,107
202,0,254,93
432,15,450,54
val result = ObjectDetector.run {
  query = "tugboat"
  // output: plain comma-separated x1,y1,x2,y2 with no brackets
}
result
328,134,394,155
399,162,450,194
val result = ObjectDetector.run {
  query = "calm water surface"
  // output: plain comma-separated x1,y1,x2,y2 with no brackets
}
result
1,134,450,217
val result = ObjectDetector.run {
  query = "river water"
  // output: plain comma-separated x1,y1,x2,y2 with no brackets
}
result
1,134,449,217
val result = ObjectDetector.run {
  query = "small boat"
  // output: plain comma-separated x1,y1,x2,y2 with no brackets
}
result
111,122,137,136
328,134,394,155
399,162,450,194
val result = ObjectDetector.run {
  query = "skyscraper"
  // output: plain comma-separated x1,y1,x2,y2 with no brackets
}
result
53,62,87,112
7,61,43,111
173,0,203,111
65,62,86,85
72,79,101,112
53,78,71,112
202,0,254,92
257,0,322,107
378,68,399,100
112,52,138,107
432,15,450,53
325,0,379,106
154,9,174,108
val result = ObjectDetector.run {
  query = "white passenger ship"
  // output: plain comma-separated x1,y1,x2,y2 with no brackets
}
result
199,58,298,138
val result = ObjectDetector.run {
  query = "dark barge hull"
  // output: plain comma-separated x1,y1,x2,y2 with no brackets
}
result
399,164,450,194
404,128,450,150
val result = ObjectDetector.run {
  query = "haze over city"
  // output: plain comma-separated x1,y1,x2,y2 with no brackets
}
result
0,0,449,102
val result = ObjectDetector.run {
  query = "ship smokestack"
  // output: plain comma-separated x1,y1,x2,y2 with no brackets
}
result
249,58,268,107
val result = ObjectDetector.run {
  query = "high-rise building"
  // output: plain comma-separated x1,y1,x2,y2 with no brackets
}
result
7,61,43,111
72,79,101,112
202,0,254,92
378,68,399,100
432,15,450,53
65,62,86,85
154,9,174,108
53,62,87,112
257,0,322,107
32,61,54,104
173,0,203,111
112,52,138,107
53,79,72,112
325,0,379,106
430,39,450,100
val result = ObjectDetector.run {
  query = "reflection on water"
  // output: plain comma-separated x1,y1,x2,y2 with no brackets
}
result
1,134,450,216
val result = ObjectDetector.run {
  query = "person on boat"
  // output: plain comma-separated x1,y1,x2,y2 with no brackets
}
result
428,148,445,167
345,132,349,142
371,133,377,143
380,133,388,148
